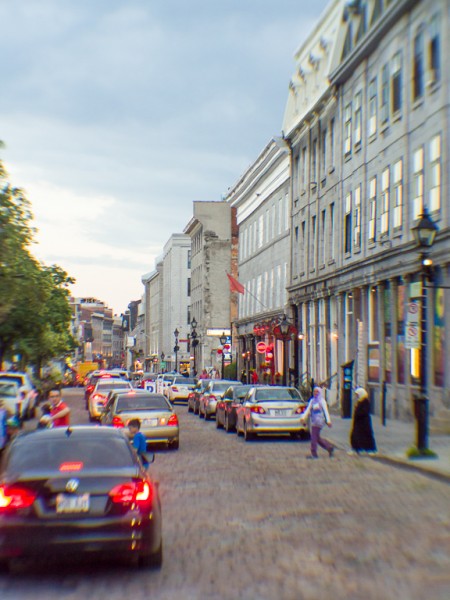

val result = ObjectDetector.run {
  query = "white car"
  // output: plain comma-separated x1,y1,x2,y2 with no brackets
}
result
88,378,133,421
166,377,197,404
0,372,37,419
0,381,22,418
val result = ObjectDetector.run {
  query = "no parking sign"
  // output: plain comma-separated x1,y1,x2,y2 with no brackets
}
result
405,301,421,349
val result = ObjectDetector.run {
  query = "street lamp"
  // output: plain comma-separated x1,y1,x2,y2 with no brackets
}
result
160,352,165,372
173,328,179,373
219,331,227,379
190,318,198,375
411,209,438,455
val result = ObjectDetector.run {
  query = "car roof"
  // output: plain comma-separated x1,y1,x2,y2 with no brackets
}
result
13,425,129,442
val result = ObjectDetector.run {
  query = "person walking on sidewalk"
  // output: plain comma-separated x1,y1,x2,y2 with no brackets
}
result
301,386,334,459
350,387,377,455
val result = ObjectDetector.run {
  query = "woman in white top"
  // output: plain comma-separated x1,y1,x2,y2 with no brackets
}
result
301,387,334,459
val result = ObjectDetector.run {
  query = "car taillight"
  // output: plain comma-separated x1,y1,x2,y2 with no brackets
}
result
172,386,179,392
295,406,306,414
209,395,217,402
250,405,266,414
0,485,37,511
112,415,124,428
87,385,94,394
168,414,178,426
109,481,153,508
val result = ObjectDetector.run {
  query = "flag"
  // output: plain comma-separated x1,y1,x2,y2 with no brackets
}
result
227,272,245,294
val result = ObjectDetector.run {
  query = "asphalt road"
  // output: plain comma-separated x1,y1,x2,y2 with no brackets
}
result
1,388,449,600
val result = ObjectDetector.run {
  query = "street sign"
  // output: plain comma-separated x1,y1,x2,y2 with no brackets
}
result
256,342,267,354
405,300,421,349
144,381,156,393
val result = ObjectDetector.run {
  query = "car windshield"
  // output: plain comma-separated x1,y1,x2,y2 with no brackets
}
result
255,388,301,402
210,383,233,392
96,382,130,392
236,386,254,399
117,395,170,412
174,378,196,385
0,382,18,397
7,435,133,472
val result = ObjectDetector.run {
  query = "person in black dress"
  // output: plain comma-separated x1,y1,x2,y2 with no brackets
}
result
350,387,377,454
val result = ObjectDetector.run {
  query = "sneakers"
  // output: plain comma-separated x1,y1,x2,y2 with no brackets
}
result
306,455,318,460
328,447,335,458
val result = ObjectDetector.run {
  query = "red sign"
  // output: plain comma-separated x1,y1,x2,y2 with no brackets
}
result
256,342,267,354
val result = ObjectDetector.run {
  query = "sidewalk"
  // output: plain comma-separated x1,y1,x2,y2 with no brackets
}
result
326,414,450,482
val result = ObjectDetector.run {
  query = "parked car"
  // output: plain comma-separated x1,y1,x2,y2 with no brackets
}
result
187,379,211,414
199,380,242,420
216,384,258,432
0,381,22,419
101,390,179,450
0,426,162,571
88,378,133,421
84,371,123,409
0,372,37,420
166,377,197,404
136,373,158,392
235,386,308,441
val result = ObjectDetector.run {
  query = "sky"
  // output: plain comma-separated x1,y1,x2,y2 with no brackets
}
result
0,0,329,316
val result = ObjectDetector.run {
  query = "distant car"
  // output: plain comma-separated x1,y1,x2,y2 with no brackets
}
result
88,378,133,421
235,386,308,441
156,374,179,397
187,379,211,414
136,373,158,392
0,381,22,419
84,371,123,409
216,384,257,432
0,372,37,420
101,390,179,450
166,377,197,404
0,426,162,571
199,380,242,421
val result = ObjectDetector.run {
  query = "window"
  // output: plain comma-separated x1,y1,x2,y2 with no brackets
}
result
429,15,440,84
330,119,335,167
321,127,327,175
381,63,389,124
329,203,335,261
284,194,289,230
391,52,402,114
354,92,362,146
258,215,263,248
344,103,352,155
413,147,424,219
301,146,307,190
369,177,377,242
413,29,424,101
319,209,326,266
265,209,269,243
187,250,191,269
301,221,306,275
278,199,282,235
354,184,361,248
393,159,403,229
429,134,441,212
312,139,317,183
368,78,377,137
344,192,352,254
311,216,316,270
187,278,191,296
380,167,390,235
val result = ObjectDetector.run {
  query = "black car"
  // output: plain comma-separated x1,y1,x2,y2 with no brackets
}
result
215,384,258,432
0,426,162,571
187,379,211,414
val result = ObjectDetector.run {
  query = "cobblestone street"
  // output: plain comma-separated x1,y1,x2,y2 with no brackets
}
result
1,389,449,600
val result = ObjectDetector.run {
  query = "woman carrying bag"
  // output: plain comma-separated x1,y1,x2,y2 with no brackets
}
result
301,386,335,459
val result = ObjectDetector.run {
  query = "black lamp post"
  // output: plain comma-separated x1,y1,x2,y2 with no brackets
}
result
411,208,438,455
190,318,198,375
173,328,179,373
219,332,227,379
279,314,290,386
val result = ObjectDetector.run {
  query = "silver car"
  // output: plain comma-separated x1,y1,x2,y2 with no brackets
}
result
200,380,242,421
235,386,308,441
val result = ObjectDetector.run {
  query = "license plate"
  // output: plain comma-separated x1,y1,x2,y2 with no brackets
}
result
143,418,158,426
271,409,288,416
56,493,90,513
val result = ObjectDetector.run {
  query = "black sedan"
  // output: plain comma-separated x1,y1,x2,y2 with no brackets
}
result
215,384,257,432
0,426,162,571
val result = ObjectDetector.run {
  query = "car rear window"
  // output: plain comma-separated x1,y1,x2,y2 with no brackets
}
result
255,388,301,401
0,383,19,397
117,395,170,412
174,378,196,385
96,382,130,392
7,435,133,472
211,383,232,392
0,375,24,388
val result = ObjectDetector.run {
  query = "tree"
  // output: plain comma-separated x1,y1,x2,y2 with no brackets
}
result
0,144,77,372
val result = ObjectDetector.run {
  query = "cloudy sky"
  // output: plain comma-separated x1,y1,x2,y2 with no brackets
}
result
0,0,329,315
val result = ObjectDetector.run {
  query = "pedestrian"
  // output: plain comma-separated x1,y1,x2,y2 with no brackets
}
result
300,386,334,459
40,389,70,427
36,402,52,429
350,387,377,455
199,369,208,380
128,418,149,467
251,369,258,384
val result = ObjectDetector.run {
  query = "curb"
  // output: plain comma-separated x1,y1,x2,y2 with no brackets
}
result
370,455,450,484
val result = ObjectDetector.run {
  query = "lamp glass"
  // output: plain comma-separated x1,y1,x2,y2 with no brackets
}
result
412,209,438,248
279,315,290,336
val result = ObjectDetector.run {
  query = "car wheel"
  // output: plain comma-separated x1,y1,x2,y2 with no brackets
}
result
244,421,255,441
138,542,163,569
199,408,204,418
300,430,311,441
188,403,193,413
169,439,179,450
0,559,11,574
225,414,231,433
